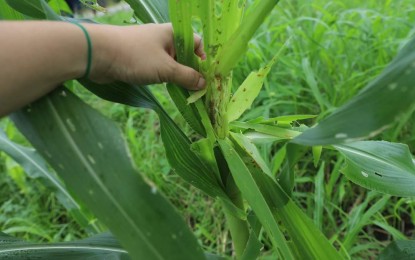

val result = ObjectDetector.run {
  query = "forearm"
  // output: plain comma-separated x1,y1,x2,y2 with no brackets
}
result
0,21,115,117
0,21,205,117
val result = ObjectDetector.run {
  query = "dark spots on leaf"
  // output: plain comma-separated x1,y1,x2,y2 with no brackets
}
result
374,172,383,177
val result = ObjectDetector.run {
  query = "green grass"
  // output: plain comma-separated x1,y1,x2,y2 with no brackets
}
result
1,0,415,258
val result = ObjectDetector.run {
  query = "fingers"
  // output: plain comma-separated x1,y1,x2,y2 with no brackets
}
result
193,34,206,60
169,61,206,90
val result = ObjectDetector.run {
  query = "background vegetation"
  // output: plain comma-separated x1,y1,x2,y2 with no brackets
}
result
1,0,415,258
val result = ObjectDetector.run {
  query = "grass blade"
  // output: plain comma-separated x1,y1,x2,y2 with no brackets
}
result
0,129,96,230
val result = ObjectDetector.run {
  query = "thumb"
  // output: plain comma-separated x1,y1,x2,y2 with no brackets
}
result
170,62,206,90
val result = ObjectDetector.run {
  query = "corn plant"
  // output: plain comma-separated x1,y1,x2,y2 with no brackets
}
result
1,0,415,259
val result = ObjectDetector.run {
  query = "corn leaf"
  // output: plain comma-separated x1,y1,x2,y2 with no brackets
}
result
47,0,72,15
225,137,344,260
218,139,295,259
124,0,168,24
242,132,282,144
241,232,262,260
167,84,206,135
379,240,415,259
0,0,24,19
279,143,305,195
157,109,226,199
216,0,280,76
227,55,277,122
5,0,45,19
167,0,208,135
0,232,129,259
248,115,317,125
294,35,415,146
334,141,415,197
230,121,301,140
10,88,205,260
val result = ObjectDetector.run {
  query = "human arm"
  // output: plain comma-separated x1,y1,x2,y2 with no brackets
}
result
0,21,206,117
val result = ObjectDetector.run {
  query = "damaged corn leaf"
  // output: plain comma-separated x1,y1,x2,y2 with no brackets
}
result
227,54,278,122
334,141,415,197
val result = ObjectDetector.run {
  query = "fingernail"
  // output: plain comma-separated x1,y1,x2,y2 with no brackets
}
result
197,77,206,89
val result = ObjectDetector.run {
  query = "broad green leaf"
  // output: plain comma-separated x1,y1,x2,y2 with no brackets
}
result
5,0,45,19
40,0,61,20
379,240,415,259
80,80,158,110
334,141,415,197
294,35,415,146
124,0,168,24
157,109,226,199
0,129,97,230
215,0,280,76
48,0,72,15
0,0,24,19
11,88,205,260
86,83,233,215
227,139,343,260
227,55,277,122
0,232,129,259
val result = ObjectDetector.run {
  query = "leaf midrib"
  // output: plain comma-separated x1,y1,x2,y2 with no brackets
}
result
46,98,163,260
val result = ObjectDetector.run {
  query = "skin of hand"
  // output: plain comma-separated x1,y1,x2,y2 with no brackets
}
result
0,21,206,117
89,23,207,89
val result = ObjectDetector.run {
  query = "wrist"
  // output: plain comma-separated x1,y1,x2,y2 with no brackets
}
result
82,24,119,83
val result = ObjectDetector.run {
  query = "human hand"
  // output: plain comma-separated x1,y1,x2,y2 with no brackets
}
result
88,23,206,90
